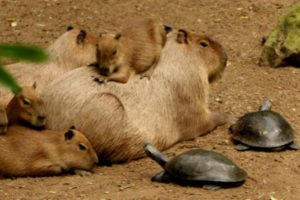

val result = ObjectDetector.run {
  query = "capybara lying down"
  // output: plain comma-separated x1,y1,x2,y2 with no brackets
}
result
0,83,46,134
42,29,228,163
0,27,98,106
0,84,98,177
0,126,98,177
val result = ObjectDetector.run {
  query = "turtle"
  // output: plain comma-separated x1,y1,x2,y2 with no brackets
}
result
229,99,299,151
144,143,247,189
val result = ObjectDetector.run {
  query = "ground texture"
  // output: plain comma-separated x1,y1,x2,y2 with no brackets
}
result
0,0,300,199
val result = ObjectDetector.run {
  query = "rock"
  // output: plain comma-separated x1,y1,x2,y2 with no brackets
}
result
259,6,300,67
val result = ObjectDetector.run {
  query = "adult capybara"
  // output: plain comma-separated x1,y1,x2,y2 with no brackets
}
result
0,27,98,105
42,29,228,163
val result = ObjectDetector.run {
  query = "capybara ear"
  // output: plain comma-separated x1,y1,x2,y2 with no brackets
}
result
115,33,122,40
77,30,87,44
164,24,173,33
64,130,75,141
177,29,188,44
32,82,37,89
67,26,74,31
69,125,76,130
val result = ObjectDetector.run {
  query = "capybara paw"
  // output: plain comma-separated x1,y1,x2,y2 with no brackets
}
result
212,112,229,126
92,76,107,84
139,73,151,80
74,169,92,176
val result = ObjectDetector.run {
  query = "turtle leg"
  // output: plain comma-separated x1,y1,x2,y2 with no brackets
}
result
234,143,250,151
288,142,300,150
202,184,221,190
151,170,172,183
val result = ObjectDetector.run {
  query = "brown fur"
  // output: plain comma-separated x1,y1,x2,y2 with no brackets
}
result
42,29,228,162
96,18,170,83
0,84,46,133
0,126,98,177
0,28,98,106
5,84,46,128
0,107,8,133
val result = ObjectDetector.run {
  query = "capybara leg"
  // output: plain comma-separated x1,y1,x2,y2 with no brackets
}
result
109,69,131,83
140,57,159,80
200,112,228,135
0,107,8,134
31,162,63,176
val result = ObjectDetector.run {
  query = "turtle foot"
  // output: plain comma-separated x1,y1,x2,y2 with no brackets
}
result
234,144,250,151
289,142,300,150
151,171,171,183
203,184,221,190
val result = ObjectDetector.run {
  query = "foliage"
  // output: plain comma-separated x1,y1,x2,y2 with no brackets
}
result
259,5,300,67
0,44,48,94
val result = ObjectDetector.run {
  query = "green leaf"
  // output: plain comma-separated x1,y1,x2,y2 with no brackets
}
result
0,44,48,63
0,65,21,94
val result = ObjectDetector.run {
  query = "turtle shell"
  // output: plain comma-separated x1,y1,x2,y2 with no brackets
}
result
231,110,294,148
165,149,247,183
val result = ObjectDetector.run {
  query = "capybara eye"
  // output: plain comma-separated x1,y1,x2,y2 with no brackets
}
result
22,98,31,105
200,40,209,48
112,50,117,56
79,143,87,151
67,26,74,31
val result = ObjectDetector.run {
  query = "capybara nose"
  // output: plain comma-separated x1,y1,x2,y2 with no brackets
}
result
37,115,46,121
164,24,173,33
99,67,109,76
228,125,233,134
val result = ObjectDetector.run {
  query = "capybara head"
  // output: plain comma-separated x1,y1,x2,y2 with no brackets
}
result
62,127,99,171
7,83,46,127
96,33,124,77
50,27,98,69
175,29,227,83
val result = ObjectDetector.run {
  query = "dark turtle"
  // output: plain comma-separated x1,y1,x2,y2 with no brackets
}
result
229,99,299,151
144,143,247,189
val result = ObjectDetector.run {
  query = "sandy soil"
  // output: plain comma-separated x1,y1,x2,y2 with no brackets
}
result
0,0,300,199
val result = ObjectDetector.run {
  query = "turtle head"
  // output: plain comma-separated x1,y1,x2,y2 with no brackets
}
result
259,98,272,111
144,143,169,168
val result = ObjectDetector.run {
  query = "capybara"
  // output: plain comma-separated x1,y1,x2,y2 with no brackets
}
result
96,18,172,83
42,29,228,163
0,83,46,133
0,126,98,177
0,27,98,105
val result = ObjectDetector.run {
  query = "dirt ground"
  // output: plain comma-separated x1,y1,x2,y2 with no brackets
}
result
0,0,300,199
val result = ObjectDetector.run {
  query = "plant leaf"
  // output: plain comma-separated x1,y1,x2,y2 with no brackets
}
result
0,44,48,63
0,65,21,94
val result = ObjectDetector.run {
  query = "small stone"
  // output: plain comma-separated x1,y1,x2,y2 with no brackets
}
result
215,97,222,103
11,21,17,27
